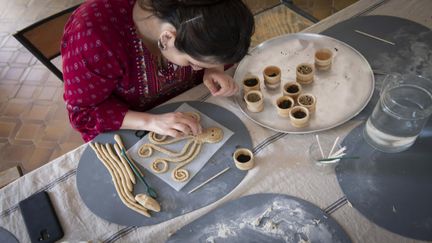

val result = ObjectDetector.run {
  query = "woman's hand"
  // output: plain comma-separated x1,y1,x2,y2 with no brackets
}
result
121,111,202,138
203,66,239,97
147,112,202,137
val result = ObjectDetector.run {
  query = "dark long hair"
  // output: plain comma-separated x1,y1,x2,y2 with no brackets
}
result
139,0,254,64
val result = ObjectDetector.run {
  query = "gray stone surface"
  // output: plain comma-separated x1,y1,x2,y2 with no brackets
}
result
76,101,252,226
168,193,351,243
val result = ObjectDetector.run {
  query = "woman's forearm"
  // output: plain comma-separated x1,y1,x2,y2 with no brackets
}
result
120,110,153,131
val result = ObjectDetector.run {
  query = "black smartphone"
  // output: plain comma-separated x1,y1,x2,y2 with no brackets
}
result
19,191,64,243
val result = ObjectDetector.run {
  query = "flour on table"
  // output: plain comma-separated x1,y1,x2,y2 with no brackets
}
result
205,223,237,242
199,197,342,243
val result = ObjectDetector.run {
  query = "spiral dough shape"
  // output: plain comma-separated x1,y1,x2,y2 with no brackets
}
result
152,159,169,173
172,168,189,182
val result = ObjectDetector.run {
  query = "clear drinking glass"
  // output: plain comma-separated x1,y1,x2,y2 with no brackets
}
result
363,73,432,153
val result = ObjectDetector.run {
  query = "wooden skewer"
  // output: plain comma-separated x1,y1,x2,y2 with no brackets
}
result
354,30,395,45
188,167,230,194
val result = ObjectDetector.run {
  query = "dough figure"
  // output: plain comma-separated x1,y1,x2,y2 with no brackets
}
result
138,124,223,182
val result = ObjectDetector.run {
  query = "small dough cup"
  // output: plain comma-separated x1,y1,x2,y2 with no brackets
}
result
282,82,302,100
233,148,254,170
296,63,314,84
297,93,316,113
242,75,261,94
275,95,295,117
244,90,264,113
263,65,281,89
289,106,310,128
315,48,333,71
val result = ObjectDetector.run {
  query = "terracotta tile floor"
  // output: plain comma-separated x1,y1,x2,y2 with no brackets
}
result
0,0,84,174
291,0,358,21
0,0,356,176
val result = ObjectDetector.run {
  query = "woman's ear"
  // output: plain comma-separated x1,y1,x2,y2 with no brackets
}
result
159,29,176,49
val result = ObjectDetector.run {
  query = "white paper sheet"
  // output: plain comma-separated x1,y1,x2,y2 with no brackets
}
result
128,103,234,191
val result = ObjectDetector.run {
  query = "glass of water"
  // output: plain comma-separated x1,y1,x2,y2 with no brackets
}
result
364,73,432,153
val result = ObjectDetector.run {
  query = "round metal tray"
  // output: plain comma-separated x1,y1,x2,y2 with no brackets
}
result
234,33,374,133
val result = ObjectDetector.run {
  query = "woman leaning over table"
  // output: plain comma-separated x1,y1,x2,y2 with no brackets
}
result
61,0,254,142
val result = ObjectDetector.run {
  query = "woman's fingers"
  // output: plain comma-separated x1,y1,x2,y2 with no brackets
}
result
175,113,201,135
205,72,238,97
203,78,220,95
171,123,192,136
165,129,182,138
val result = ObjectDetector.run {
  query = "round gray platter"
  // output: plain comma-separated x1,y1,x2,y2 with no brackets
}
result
233,33,374,134
167,193,352,243
76,101,252,226
324,16,432,240
0,227,18,243
336,120,432,241
322,15,432,120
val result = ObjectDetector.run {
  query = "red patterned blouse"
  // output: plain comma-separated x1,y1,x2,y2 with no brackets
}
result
61,0,203,142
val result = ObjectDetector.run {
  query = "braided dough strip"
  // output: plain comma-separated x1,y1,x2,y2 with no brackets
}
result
138,139,194,158
89,143,150,217
105,143,133,192
97,143,135,202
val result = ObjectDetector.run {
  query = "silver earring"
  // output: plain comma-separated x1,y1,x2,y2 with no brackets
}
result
157,39,166,50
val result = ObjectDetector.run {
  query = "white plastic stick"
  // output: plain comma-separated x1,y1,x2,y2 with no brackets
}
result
328,136,340,158
330,147,346,158
315,135,325,159
188,167,230,194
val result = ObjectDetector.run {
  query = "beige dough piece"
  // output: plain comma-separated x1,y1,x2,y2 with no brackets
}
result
97,143,135,202
151,159,169,173
105,143,133,192
148,132,192,145
113,134,136,184
135,194,161,212
138,139,194,158
114,144,144,180
196,127,224,143
171,143,203,182
89,143,150,217
143,126,224,182
150,142,199,175
171,127,223,181
172,168,190,182
148,133,168,143
95,143,151,215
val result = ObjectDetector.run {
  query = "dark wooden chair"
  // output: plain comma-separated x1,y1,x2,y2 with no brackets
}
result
13,5,80,81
